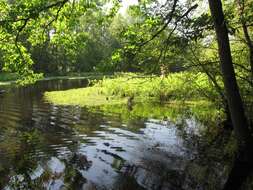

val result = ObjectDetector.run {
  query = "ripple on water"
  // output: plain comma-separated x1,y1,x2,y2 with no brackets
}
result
0,80,226,190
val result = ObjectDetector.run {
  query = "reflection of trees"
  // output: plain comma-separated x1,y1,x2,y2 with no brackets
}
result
109,152,181,190
0,80,102,189
107,116,227,190
0,80,229,190
173,117,227,190
4,154,92,189
0,102,102,188
112,173,146,190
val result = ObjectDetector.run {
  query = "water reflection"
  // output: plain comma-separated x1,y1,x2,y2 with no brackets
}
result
0,79,227,190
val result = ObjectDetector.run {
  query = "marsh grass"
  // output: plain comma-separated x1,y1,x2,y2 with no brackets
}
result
44,86,128,107
44,72,219,108
44,72,223,137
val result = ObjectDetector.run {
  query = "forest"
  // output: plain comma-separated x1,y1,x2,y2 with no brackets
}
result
0,0,253,189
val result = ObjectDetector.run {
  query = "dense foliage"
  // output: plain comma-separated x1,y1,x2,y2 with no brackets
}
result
1,0,253,189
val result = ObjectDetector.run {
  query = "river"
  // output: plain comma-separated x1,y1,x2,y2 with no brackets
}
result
0,79,228,190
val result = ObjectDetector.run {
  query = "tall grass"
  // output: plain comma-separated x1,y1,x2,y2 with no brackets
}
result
45,72,220,107
92,72,218,102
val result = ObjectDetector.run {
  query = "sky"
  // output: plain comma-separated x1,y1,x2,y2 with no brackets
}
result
121,0,139,7
119,0,139,13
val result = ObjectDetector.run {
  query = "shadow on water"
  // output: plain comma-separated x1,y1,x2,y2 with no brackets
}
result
0,79,230,190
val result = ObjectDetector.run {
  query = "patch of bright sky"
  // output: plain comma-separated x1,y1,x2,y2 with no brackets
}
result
119,0,139,14
105,0,208,17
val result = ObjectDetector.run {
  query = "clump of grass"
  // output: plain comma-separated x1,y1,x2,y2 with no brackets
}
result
44,72,219,107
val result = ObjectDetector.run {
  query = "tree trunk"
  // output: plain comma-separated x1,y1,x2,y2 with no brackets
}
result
237,0,253,76
208,0,253,189
208,0,251,145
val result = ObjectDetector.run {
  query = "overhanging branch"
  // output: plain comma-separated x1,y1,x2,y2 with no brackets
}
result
140,3,198,47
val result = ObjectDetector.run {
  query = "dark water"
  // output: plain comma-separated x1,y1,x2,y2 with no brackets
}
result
0,79,228,190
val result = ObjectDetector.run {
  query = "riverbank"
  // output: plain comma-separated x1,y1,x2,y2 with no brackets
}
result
0,72,111,86
44,72,219,107
0,73,18,86
41,72,112,81
0,77,232,190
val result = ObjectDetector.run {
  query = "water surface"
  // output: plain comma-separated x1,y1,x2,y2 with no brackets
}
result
0,79,228,190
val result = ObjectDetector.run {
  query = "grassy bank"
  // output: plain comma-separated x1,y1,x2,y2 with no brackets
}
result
0,72,18,81
0,72,111,86
44,72,219,107
41,72,112,81
0,72,19,86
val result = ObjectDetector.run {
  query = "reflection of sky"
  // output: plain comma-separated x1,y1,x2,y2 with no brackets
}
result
0,80,225,190
22,119,196,190
69,119,194,189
